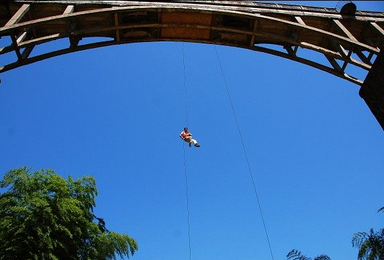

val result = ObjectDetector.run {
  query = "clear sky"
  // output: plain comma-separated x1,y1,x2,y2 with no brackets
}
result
0,1,383,260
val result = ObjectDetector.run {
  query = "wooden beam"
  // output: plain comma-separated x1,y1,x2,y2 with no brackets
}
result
300,41,341,58
26,4,39,43
341,50,352,71
63,5,77,48
9,34,22,60
253,12,379,53
63,5,75,15
355,50,372,65
294,16,306,26
21,46,34,60
370,22,384,38
250,19,258,47
326,41,370,70
0,38,117,73
284,45,298,56
18,33,61,47
332,19,357,42
0,2,379,55
325,55,343,72
367,52,374,62
334,42,348,57
16,31,28,45
0,0,380,86
5,4,30,27
251,44,363,86
114,13,120,42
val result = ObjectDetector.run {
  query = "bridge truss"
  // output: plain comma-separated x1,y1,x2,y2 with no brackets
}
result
1,1,384,129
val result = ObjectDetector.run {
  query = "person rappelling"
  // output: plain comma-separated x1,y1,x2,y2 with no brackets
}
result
180,127,200,147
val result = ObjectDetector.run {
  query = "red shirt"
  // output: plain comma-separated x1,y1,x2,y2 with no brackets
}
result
180,130,192,140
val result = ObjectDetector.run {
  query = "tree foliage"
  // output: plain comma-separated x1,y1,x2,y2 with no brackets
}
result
0,167,138,260
352,207,384,260
287,207,384,260
287,249,331,260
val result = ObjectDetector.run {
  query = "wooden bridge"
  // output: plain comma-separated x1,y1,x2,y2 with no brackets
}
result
1,1,384,130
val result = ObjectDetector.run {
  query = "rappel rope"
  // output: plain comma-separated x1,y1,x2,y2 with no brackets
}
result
182,42,193,260
182,43,189,128
214,45,275,260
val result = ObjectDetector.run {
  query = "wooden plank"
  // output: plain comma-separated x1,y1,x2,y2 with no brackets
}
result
338,44,348,57
0,3,379,56
63,5,75,15
328,42,371,69
26,5,38,43
284,45,298,56
16,31,28,44
9,34,22,60
330,41,348,58
341,50,352,71
18,33,61,48
332,19,357,41
114,12,120,42
301,41,370,70
161,11,212,25
370,22,384,38
7,0,384,22
349,56,371,70
0,0,380,82
254,13,380,53
325,55,343,72
64,5,77,47
250,19,258,47
21,46,34,60
344,73,363,85
251,44,364,85
294,16,306,26
300,41,342,58
0,38,118,73
355,50,372,65
5,4,30,27
368,52,374,62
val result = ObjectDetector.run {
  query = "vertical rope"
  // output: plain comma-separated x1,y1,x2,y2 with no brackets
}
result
214,45,275,260
182,43,189,128
182,143,193,260
182,42,193,260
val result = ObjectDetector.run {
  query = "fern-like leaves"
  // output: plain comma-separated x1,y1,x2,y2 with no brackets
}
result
287,250,312,260
287,249,331,260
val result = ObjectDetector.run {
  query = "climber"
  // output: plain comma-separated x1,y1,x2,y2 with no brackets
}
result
180,127,200,147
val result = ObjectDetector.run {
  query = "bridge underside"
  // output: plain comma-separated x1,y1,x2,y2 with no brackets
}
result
1,1,384,130
360,51,384,131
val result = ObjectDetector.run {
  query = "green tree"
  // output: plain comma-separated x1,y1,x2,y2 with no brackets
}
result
352,207,384,260
0,167,138,260
287,249,331,260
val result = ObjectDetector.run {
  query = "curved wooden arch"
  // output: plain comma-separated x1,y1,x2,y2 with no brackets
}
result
1,1,384,129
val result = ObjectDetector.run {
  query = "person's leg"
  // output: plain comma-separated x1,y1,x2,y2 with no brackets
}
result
184,137,192,147
191,139,200,147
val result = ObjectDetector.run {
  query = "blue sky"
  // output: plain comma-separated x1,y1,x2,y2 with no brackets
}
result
0,1,383,260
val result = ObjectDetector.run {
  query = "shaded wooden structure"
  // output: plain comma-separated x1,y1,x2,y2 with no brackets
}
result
1,1,384,130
